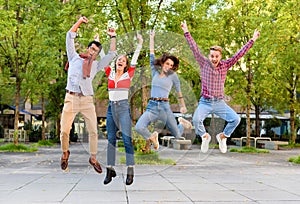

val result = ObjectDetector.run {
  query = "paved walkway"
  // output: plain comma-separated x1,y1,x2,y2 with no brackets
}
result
0,139,300,204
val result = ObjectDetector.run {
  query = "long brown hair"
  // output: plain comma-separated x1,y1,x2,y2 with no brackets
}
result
154,53,179,72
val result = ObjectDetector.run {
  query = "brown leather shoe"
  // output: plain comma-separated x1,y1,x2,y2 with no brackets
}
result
61,150,70,170
89,158,102,174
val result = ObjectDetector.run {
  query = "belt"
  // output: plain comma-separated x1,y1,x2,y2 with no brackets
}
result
203,97,221,101
66,90,84,97
149,97,169,102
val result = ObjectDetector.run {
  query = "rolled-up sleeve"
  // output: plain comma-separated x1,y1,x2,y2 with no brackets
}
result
66,31,78,61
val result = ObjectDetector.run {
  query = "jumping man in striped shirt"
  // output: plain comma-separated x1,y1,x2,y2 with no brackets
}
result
181,21,260,153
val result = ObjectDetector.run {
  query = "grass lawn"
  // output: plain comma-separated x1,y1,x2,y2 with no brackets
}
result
118,147,176,165
229,146,269,153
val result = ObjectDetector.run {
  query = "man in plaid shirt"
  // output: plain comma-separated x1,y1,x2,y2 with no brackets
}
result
181,21,260,153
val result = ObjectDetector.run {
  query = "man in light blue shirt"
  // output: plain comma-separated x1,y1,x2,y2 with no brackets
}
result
60,16,117,173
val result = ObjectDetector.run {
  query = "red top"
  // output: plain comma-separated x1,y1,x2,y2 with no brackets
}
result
105,66,135,89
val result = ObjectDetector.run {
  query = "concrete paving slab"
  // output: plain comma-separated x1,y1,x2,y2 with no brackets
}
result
0,139,299,203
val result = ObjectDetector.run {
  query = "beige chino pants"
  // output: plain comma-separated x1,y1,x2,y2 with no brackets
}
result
60,93,98,154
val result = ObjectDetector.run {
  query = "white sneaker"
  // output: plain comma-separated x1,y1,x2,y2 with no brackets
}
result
178,117,192,129
216,133,227,153
200,133,211,153
149,131,159,150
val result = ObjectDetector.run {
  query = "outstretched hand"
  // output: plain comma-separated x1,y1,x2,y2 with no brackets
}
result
180,20,189,33
107,28,116,37
252,29,260,41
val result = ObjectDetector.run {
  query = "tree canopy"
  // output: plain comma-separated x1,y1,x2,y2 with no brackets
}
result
0,0,299,143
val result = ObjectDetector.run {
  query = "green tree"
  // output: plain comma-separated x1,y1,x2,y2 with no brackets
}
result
215,0,272,145
264,0,300,144
0,1,49,144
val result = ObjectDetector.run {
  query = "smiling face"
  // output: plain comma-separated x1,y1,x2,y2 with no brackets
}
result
161,58,175,74
115,55,128,73
209,46,222,68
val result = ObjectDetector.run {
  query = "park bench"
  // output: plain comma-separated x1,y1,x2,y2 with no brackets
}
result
161,136,192,150
239,136,272,148
257,140,288,150
161,136,175,147
4,129,28,142
172,138,192,150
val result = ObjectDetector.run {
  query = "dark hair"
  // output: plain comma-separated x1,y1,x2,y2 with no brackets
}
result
87,40,102,50
114,54,130,73
154,53,179,72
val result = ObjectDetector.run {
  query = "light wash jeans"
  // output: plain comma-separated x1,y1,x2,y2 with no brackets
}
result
106,100,134,166
135,100,184,139
193,97,241,138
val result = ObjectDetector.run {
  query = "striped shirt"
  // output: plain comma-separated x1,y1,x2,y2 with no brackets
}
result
106,66,135,89
184,32,254,99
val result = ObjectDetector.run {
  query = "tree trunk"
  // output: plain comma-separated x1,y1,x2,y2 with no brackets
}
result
246,67,252,146
254,104,260,137
141,69,148,113
13,89,20,145
290,105,296,144
246,95,251,147
13,5,21,145
41,95,45,140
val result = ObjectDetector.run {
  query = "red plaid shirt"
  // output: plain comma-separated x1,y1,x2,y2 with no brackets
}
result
184,32,254,99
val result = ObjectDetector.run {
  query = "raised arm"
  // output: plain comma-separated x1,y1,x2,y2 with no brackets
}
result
181,21,207,68
131,33,143,66
149,30,157,77
252,29,260,42
107,28,117,52
150,30,155,54
223,29,260,69
97,28,117,71
66,16,88,61
70,16,88,32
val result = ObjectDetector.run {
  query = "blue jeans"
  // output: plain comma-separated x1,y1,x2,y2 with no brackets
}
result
106,100,134,166
193,97,241,138
135,100,184,139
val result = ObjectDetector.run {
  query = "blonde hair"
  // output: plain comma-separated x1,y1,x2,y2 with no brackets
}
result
210,46,223,54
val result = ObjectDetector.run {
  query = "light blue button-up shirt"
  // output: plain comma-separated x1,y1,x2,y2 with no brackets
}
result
65,31,117,96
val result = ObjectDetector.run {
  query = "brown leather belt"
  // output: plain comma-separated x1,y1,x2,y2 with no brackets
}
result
66,90,84,97
149,97,169,102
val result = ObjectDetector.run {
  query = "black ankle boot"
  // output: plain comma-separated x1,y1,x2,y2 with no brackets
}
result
103,167,116,185
126,166,134,185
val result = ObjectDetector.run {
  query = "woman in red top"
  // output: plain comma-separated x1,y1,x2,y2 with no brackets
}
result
103,33,143,186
